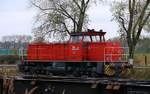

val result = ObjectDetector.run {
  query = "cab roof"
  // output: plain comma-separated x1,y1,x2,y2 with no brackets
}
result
70,29,106,36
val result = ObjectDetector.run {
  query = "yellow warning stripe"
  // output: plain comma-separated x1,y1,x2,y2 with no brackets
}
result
104,63,115,76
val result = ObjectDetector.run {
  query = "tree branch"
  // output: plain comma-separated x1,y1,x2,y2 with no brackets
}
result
58,5,78,25
135,12,150,44
119,16,128,33
31,1,54,11
129,0,132,13
62,22,70,34
128,0,135,40
72,0,82,10
85,0,90,9
142,12,150,26
129,0,135,29
133,0,150,42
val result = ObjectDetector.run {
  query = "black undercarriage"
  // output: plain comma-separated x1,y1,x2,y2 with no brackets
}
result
19,61,105,77
18,61,128,77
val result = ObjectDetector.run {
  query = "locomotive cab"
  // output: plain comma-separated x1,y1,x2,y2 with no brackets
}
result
66,29,108,61
69,29,106,43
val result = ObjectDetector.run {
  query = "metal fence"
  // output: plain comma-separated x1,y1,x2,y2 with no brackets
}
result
135,48,150,53
0,49,27,56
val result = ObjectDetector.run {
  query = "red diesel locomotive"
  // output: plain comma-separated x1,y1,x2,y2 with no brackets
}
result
19,29,128,77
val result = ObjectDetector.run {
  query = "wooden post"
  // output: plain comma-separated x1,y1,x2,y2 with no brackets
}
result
145,55,147,66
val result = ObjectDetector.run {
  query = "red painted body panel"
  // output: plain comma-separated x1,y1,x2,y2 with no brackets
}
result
87,42,105,61
27,43,65,61
27,41,123,62
27,44,38,60
51,43,65,60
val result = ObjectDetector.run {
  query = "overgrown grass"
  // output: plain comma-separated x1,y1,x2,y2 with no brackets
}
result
122,53,150,80
123,68,150,80
134,53,150,66
0,66,20,77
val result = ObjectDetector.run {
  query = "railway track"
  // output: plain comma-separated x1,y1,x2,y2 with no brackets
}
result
0,75,150,94
0,64,17,68
0,64,150,69
0,64,149,94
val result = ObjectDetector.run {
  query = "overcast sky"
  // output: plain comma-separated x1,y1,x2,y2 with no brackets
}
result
0,0,119,40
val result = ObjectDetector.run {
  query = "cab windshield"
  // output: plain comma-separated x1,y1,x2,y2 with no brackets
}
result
69,30,106,42
70,35,105,42
70,36,83,42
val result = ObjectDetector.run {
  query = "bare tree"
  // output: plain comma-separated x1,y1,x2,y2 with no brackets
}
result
31,0,97,41
2,35,32,43
1,35,32,49
111,0,150,64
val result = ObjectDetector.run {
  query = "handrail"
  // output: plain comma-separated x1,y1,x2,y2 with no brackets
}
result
104,47,129,62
